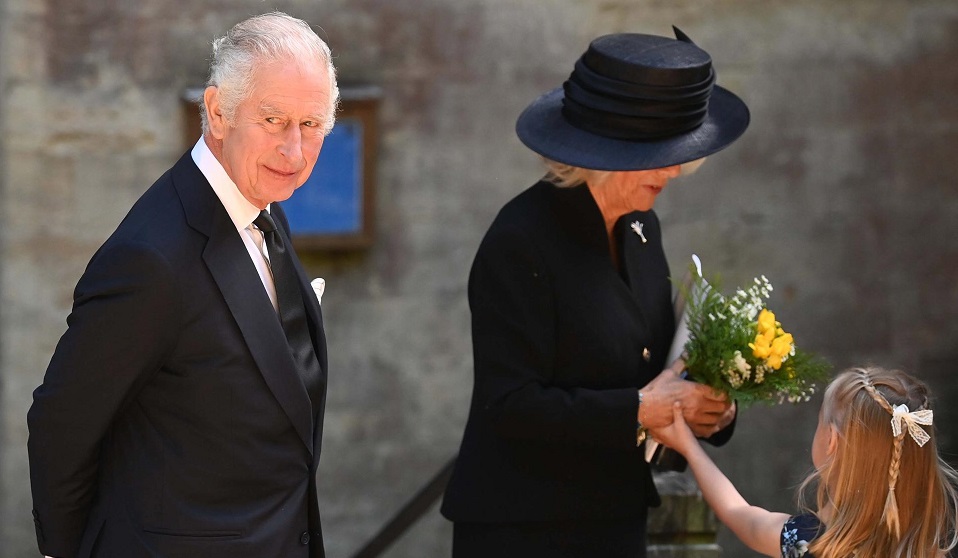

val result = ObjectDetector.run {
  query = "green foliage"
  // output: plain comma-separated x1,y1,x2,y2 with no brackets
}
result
681,266,830,407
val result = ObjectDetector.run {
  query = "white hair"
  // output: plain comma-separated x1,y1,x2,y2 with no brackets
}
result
199,12,340,136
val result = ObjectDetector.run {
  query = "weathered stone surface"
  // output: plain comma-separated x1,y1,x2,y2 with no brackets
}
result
648,544,722,558
2,2,957,557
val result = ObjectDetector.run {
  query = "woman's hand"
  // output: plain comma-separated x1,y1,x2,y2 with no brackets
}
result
639,360,734,437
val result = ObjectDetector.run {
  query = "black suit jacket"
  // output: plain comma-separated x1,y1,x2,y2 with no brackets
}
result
27,152,328,558
442,180,731,523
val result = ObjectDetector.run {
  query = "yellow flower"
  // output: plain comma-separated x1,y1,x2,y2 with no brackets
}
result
771,333,794,359
750,336,772,359
760,327,776,344
757,309,777,334
751,309,794,369
767,354,784,370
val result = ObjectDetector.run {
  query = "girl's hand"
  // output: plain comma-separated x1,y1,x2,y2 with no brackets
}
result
640,361,732,437
648,402,699,457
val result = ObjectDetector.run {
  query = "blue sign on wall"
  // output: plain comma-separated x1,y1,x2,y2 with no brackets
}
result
282,117,364,236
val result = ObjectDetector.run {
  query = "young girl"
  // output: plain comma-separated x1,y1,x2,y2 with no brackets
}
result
650,367,958,557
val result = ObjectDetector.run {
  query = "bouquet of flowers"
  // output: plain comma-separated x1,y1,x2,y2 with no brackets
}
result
646,257,830,471
681,262,829,407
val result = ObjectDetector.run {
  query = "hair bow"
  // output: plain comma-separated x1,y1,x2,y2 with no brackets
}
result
890,404,933,447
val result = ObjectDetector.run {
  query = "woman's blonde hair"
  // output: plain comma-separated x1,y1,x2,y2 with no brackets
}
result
799,367,958,557
540,157,707,188
541,158,609,188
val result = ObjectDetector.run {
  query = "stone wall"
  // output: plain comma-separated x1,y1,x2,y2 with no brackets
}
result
2,1,957,557
648,473,722,558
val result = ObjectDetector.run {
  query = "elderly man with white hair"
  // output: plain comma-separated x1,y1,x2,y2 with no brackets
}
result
28,12,338,558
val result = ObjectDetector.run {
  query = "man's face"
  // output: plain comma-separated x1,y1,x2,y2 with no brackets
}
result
206,60,333,209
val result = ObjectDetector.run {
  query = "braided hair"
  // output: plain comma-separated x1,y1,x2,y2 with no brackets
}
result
798,367,958,558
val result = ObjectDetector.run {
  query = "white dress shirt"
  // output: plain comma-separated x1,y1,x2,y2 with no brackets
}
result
191,137,278,312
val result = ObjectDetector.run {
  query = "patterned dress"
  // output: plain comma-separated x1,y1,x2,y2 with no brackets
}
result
780,514,822,557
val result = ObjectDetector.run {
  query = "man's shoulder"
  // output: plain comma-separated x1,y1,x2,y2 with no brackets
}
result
101,152,206,252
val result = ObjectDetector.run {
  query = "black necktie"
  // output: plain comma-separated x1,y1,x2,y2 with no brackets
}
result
254,210,324,417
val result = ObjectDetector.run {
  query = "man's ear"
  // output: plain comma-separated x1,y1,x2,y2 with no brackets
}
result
204,86,227,140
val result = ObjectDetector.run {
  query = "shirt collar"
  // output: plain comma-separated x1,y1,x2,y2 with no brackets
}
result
190,137,267,231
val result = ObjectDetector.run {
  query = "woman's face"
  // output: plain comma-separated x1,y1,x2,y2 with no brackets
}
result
599,165,681,211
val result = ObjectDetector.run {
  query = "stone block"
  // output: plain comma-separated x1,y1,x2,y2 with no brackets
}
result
650,471,721,551
649,543,723,558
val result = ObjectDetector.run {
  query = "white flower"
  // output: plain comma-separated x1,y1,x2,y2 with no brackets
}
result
732,351,751,377
754,364,767,384
724,368,744,388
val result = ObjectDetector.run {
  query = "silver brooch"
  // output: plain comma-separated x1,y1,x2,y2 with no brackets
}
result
630,221,647,243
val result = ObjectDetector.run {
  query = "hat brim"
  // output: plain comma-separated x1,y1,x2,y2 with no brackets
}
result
515,85,750,171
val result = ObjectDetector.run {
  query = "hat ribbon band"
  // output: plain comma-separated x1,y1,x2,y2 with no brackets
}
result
561,95,709,141
573,59,716,100
563,80,710,119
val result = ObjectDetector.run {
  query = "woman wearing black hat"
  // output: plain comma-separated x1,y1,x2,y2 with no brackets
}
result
441,30,750,557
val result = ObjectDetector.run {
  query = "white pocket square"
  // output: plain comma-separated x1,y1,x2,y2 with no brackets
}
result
311,278,325,305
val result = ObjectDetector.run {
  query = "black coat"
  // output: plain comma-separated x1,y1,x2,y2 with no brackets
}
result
27,152,328,558
442,180,730,523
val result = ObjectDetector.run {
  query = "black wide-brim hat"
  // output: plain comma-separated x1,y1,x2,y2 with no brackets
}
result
516,28,750,171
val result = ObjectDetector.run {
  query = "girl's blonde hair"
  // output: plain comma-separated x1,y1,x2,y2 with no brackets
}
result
799,367,958,557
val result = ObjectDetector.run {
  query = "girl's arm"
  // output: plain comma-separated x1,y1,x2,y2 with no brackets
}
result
649,403,790,558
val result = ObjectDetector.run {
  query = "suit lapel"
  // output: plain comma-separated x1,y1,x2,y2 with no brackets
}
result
546,181,675,370
272,203,328,377
172,154,315,453
551,183,648,313
617,210,664,313
550,183,669,351
271,203,329,455
617,210,676,367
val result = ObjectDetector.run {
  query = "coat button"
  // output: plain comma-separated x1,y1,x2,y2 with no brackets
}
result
642,348,651,362
300,531,310,545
